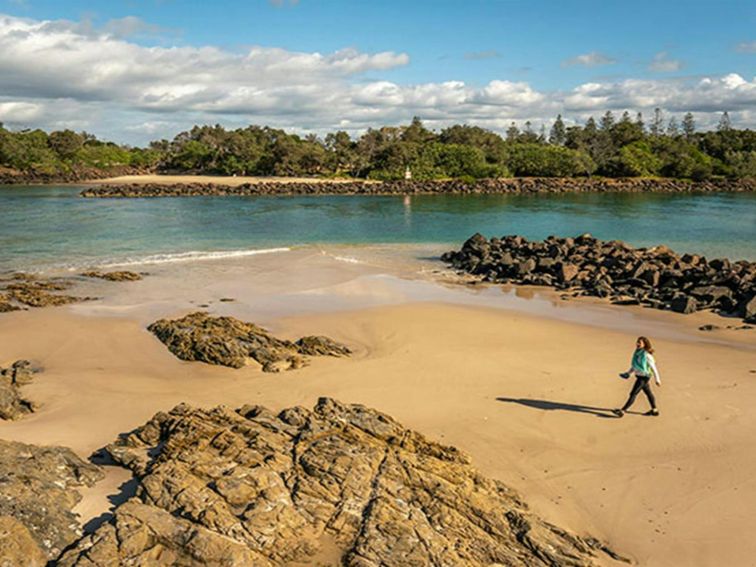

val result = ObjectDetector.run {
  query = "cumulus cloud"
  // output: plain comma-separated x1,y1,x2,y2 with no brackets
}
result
735,40,756,53
0,13,753,144
464,50,502,61
101,16,166,39
648,51,683,72
562,51,616,67
0,101,42,122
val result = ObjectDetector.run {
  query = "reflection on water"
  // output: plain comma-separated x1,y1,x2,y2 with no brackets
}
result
1,185,754,271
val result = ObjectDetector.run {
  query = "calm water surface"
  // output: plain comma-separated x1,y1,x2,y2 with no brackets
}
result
1,186,754,271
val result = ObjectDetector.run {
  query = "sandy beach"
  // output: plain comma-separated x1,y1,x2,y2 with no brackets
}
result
1,247,755,566
85,174,366,186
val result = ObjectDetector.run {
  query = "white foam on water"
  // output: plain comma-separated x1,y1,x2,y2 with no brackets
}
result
330,255,365,264
96,247,292,268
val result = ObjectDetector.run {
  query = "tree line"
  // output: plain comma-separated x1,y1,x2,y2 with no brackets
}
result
1,110,754,181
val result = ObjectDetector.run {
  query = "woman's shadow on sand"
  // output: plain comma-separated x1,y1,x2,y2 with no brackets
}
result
496,397,620,418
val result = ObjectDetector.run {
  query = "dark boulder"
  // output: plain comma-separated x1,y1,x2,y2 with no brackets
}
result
671,295,698,314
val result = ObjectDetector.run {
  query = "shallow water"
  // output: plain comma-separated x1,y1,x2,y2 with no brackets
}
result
1,185,754,271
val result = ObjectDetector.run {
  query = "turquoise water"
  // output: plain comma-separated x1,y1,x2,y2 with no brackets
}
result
1,185,754,272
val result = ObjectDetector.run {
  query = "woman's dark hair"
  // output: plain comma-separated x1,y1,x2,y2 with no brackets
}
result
637,336,654,354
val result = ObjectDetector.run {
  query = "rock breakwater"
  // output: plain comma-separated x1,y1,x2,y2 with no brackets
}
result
442,233,756,323
80,177,755,197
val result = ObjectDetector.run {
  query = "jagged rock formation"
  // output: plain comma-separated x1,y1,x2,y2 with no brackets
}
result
58,398,626,566
148,312,352,371
0,360,39,420
443,233,756,323
81,270,143,282
0,440,104,561
80,177,755,198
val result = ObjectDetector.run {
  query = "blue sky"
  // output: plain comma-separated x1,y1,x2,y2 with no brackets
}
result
1,0,754,143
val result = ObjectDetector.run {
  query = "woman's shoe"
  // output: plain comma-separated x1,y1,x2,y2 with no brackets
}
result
612,409,624,417
644,409,659,416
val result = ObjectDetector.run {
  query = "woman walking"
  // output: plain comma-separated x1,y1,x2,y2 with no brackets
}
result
613,336,661,417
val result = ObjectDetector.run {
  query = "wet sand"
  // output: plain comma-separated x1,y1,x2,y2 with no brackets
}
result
1,246,754,566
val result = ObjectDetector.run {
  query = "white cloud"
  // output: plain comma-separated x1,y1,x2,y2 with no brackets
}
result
648,51,683,72
735,41,756,53
0,101,42,122
0,13,753,144
562,52,616,67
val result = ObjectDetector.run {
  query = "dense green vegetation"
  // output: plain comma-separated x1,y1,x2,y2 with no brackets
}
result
0,125,161,176
1,110,754,180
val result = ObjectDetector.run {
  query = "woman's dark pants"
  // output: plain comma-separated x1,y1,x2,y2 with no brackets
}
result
622,375,657,411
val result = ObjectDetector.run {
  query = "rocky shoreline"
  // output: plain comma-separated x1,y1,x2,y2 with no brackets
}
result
442,233,756,324
79,177,756,197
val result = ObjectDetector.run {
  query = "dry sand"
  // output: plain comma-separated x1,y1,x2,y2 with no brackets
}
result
1,250,754,566
86,174,367,186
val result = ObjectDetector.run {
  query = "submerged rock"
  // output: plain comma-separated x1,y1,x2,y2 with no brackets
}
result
0,439,104,560
0,360,39,420
59,398,625,566
147,311,351,371
81,270,144,282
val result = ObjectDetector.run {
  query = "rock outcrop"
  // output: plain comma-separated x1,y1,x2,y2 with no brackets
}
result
0,360,39,420
147,312,352,371
0,515,49,567
0,440,104,561
0,293,20,313
81,270,144,282
58,398,626,566
442,233,756,323
0,273,89,309
80,177,755,198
